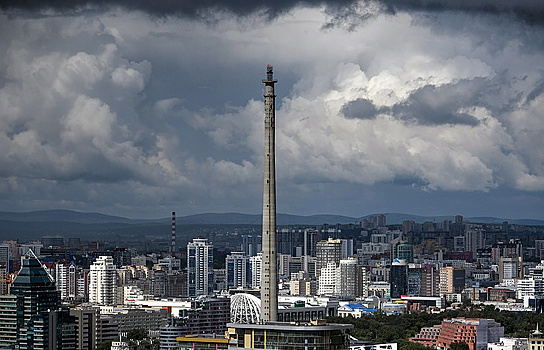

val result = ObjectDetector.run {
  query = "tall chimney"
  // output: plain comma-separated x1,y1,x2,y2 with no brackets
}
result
171,211,176,254
261,65,278,322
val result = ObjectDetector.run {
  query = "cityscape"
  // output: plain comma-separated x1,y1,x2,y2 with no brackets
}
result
2,208,544,349
1,0,544,350
0,65,543,349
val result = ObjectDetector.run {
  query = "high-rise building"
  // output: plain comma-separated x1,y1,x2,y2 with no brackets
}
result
340,239,354,259
499,257,523,282
439,266,465,295
241,234,262,257
277,229,305,256
70,308,97,350
0,244,11,271
112,247,131,268
316,238,342,278
378,215,386,227
336,258,361,299
492,239,523,264
391,235,413,263
303,229,320,257
318,262,337,295
187,238,214,296
55,262,78,300
465,228,484,259
249,253,262,289
0,250,65,349
89,256,117,305
226,251,251,290
261,64,278,322
160,297,230,345
390,259,408,299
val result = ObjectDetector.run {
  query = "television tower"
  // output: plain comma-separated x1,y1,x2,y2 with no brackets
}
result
261,65,278,322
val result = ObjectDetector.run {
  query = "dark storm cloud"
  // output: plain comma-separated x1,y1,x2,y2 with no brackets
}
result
341,98,381,120
391,80,486,126
0,0,357,18
378,0,544,25
1,0,544,24
342,79,489,126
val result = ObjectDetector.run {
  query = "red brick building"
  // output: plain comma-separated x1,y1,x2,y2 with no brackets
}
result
410,318,504,350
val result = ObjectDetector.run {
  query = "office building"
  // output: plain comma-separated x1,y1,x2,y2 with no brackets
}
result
391,235,413,263
0,268,10,295
226,251,251,290
304,229,320,257
70,308,97,350
241,234,261,257
0,250,63,349
0,244,11,271
390,259,408,299
407,264,439,297
160,296,230,342
227,321,353,350
340,239,354,259
492,239,523,264
89,256,118,305
277,229,305,256
187,238,214,296
499,257,523,282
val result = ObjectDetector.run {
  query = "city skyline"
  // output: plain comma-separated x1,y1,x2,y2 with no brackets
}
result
0,1,543,220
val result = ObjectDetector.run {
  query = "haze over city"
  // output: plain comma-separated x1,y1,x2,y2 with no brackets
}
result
0,0,543,220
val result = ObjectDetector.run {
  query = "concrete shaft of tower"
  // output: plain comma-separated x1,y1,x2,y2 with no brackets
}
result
261,65,278,322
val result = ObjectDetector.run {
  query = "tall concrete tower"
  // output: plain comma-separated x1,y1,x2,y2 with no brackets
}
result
261,64,278,322
170,211,176,254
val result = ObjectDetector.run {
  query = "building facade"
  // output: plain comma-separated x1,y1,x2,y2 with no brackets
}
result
187,238,214,297
89,256,118,305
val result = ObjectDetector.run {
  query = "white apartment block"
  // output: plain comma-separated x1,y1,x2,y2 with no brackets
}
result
517,278,544,300
55,263,77,299
250,253,262,289
318,262,337,295
89,256,118,305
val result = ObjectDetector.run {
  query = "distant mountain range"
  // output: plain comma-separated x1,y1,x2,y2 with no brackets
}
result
0,210,542,241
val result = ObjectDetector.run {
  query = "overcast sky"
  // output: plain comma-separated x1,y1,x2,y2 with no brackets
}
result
0,0,543,220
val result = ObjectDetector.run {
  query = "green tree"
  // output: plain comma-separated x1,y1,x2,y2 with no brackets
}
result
97,340,113,350
398,339,430,350
127,328,148,341
449,341,469,350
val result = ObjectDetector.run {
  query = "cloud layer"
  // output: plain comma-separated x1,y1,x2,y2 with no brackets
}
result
0,1,543,219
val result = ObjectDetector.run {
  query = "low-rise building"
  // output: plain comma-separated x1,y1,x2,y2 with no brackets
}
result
436,318,504,350
410,325,442,348
488,337,528,350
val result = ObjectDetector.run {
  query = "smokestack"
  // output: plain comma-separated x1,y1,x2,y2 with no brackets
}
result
171,211,176,254
261,65,278,322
